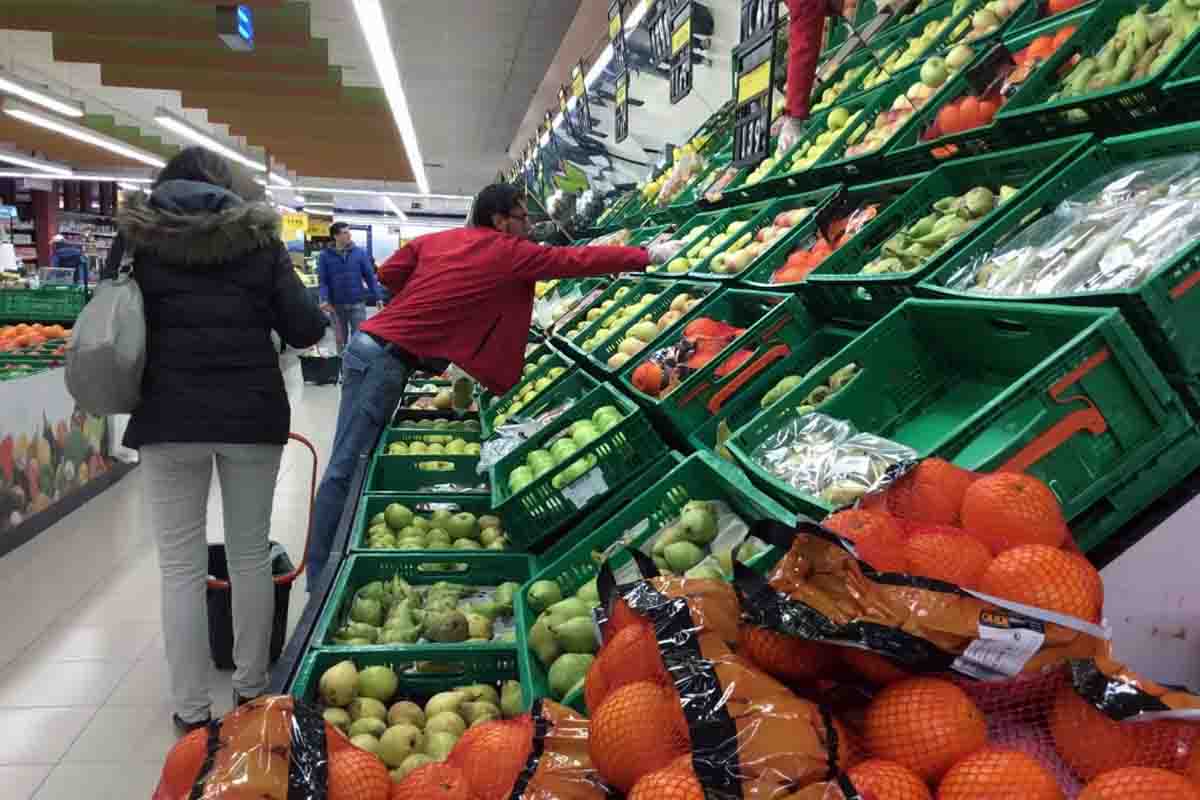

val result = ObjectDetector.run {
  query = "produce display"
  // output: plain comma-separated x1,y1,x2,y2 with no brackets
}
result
0,323,70,355
655,219,755,275
770,203,881,283
523,577,601,701
812,61,870,113
602,293,695,370
505,404,623,494
858,184,1014,275
700,206,815,276
785,106,864,173
630,317,748,398
859,1,974,91
488,353,568,428
944,153,1200,294
330,573,522,645
384,435,482,457
362,503,510,552
394,418,480,432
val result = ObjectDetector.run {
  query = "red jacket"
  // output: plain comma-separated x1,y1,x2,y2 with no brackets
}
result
361,227,648,394
786,0,834,122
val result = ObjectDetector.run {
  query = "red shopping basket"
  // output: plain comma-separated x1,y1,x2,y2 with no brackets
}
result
206,433,318,670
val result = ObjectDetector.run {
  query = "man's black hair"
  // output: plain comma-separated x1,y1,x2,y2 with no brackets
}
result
154,146,234,190
330,222,351,236
471,184,525,229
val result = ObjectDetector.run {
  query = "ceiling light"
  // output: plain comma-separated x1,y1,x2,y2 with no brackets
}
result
155,108,265,172
383,195,408,221
3,100,166,169
117,181,142,192
353,0,430,194
294,195,307,204
305,202,335,209
0,171,153,183
0,70,84,118
0,150,72,177
268,172,293,188
290,185,471,201
624,0,652,31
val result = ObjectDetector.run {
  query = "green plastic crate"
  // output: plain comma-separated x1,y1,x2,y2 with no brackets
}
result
553,277,654,363
490,383,668,550
514,451,794,713
1006,0,1097,35
576,280,717,377
920,122,1200,376
683,188,843,281
350,494,501,553
996,0,1200,139
628,224,672,245
313,551,535,651
728,299,1192,531
738,176,922,291
810,47,879,117
803,133,1092,323
479,348,574,438
290,647,520,708
616,290,810,442
851,0,986,96
0,287,86,324
367,429,488,495
883,7,1096,176
642,209,739,277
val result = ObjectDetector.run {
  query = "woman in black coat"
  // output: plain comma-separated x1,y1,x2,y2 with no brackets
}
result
115,147,325,731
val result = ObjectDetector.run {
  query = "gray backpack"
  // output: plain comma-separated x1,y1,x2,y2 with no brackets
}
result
65,256,146,415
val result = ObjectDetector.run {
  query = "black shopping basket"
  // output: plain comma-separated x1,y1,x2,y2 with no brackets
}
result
206,433,318,671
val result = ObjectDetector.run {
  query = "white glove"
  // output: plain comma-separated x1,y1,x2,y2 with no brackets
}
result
646,239,686,266
776,117,806,157
446,364,475,415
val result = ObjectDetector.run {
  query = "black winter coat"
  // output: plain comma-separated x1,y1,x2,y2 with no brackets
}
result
115,180,326,449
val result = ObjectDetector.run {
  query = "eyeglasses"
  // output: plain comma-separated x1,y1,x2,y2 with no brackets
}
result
508,210,528,222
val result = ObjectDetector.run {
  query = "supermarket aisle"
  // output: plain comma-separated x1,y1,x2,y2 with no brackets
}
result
0,383,342,800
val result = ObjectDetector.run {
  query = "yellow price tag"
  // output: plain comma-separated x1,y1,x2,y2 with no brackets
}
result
573,71,585,98
609,14,622,40
616,79,627,105
738,60,772,104
309,219,331,238
671,18,691,56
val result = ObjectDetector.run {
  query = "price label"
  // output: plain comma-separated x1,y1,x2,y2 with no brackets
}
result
953,610,1046,680
737,59,771,104
615,71,629,143
609,13,622,40
572,68,585,98
671,16,691,56
561,467,609,509
559,87,569,115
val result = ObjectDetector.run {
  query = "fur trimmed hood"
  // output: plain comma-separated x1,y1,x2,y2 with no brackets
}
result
117,180,281,267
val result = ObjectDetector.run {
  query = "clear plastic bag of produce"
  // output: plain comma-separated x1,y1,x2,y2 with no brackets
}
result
155,696,343,800
946,153,1200,295
629,318,749,398
751,411,918,507
585,555,852,798
479,402,576,472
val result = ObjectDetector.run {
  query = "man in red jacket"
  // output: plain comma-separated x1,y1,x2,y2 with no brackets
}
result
778,0,842,155
306,183,681,585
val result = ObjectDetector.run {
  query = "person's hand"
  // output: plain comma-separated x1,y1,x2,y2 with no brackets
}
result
647,239,686,266
319,302,333,314
376,300,385,310
776,117,806,157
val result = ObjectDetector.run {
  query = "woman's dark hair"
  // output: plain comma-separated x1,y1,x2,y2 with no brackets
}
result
154,146,235,190
471,183,525,228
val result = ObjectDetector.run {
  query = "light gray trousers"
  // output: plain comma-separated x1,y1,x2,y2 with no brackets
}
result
141,442,283,723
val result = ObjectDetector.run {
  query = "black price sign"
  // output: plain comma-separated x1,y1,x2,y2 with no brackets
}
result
731,34,777,168
609,0,627,71
740,0,779,45
964,42,1015,96
650,4,672,63
669,1,693,104
571,61,592,133
614,70,630,143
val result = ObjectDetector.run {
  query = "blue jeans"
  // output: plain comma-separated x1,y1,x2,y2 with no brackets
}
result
308,333,409,588
332,303,367,355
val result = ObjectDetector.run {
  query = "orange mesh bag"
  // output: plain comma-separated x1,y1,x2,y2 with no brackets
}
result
154,695,365,800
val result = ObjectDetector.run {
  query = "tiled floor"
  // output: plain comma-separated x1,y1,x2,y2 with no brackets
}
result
0,382,341,800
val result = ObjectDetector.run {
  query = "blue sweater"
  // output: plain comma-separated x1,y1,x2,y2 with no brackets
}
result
318,244,380,305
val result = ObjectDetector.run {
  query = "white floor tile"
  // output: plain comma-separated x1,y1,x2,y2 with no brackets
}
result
62,705,179,764
0,765,53,799
22,623,160,665
0,660,130,708
0,708,97,764
34,761,162,800
104,657,172,707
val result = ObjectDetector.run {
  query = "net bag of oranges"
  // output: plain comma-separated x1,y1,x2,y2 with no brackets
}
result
391,700,608,800
154,695,390,800
587,553,854,799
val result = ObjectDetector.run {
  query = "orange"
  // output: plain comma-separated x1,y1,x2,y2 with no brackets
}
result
863,677,987,782
628,764,704,800
589,680,691,792
601,597,645,640
833,715,868,769
848,759,932,800
587,619,669,713
328,747,391,800
1079,767,1200,800
390,763,471,800
887,458,974,525
823,509,907,572
737,625,839,683
156,727,209,800
446,716,532,800
960,472,1067,553
841,648,911,687
1049,686,1193,780
904,529,992,588
978,545,1103,623
936,748,1063,799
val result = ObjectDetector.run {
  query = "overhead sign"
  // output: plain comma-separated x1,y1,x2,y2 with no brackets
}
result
216,4,255,52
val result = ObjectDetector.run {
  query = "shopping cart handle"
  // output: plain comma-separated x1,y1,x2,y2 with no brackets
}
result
206,432,319,591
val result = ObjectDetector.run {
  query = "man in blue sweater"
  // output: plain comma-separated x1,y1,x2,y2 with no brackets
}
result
318,222,382,353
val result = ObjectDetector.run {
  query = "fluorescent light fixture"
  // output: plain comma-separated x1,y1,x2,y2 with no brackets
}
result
294,195,307,204
0,70,84,118
0,150,72,177
586,45,615,86
0,171,153,183
305,202,335,209
3,100,166,169
624,0,652,31
155,108,266,172
291,185,471,201
383,195,408,221
269,172,292,188
353,0,431,194
117,181,142,192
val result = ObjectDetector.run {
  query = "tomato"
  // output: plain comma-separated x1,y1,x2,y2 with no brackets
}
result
1047,0,1082,15
937,102,962,136
977,99,1000,124
957,96,982,131
1052,25,1077,50
1026,35,1056,62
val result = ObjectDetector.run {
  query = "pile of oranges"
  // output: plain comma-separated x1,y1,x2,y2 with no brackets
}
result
0,323,70,353
826,458,1105,625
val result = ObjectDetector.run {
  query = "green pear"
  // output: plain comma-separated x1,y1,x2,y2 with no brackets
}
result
526,580,563,613
425,690,467,719
501,680,524,718
528,617,560,667
551,617,597,654
458,684,500,706
425,711,467,738
544,597,591,628
424,731,459,760
350,734,381,755
378,723,424,768
319,660,359,707
349,717,387,739
387,701,425,729
394,754,435,781
548,654,594,700
349,696,388,723
323,707,352,732
460,701,501,726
